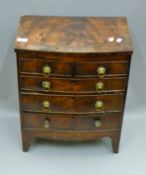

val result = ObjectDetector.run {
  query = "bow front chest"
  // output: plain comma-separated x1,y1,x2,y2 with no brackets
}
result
15,16,133,153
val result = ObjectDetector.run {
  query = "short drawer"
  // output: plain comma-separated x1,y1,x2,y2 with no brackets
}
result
20,76,127,93
75,61,129,77
22,113,121,131
19,58,73,77
21,93,124,114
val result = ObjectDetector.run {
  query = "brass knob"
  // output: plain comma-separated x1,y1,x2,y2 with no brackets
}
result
44,119,50,129
42,65,51,74
97,66,106,77
42,100,50,109
42,81,51,90
95,119,102,128
95,100,103,111
95,82,104,91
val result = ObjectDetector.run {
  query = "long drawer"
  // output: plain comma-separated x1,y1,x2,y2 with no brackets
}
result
20,93,124,114
22,113,121,131
20,76,127,93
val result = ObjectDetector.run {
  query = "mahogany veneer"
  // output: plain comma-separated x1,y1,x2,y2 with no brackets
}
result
15,16,133,152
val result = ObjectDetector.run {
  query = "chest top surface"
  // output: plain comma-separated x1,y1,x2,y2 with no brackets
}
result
15,16,133,53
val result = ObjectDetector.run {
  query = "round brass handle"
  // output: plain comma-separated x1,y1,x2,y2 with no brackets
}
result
95,82,104,91
95,119,102,128
42,65,51,74
95,100,103,111
44,119,50,129
42,100,50,109
42,81,51,90
97,66,106,77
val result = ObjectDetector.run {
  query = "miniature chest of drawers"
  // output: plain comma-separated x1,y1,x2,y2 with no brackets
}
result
15,16,133,153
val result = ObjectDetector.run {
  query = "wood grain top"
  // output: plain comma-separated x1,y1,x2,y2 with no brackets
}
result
15,16,133,53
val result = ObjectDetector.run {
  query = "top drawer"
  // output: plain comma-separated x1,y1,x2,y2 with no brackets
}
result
75,61,129,77
19,59,73,77
19,58,129,77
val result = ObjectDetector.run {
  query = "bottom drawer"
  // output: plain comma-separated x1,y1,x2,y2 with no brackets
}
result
22,113,121,131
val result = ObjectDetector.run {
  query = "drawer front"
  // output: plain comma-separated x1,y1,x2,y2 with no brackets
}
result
19,59,128,77
75,61,128,77
22,113,121,131
21,94,124,114
20,76,127,93
19,59,73,77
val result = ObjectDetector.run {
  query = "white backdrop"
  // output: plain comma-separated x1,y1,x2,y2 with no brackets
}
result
0,1,146,175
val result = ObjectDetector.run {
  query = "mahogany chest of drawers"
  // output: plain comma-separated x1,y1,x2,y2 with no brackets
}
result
14,16,133,153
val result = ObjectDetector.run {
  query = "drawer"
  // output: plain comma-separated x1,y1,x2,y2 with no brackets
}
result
21,94,124,114
75,61,128,77
19,58,73,77
20,76,127,93
19,59,128,78
22,113,121,131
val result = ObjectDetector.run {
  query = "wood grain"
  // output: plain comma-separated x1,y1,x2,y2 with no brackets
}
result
19,58,129,77
20,76,127,94
20,93,124,114
22,112,121,131
14,16,133,152
15,16,133,53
